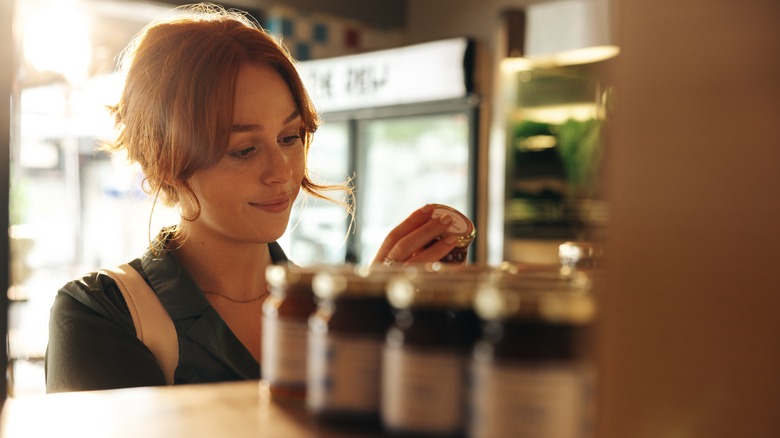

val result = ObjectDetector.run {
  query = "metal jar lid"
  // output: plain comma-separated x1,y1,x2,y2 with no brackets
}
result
385,264,494,310
312,265,405,300
474,269,595,325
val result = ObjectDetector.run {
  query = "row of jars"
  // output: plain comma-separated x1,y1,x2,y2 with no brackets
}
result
261,259,597,438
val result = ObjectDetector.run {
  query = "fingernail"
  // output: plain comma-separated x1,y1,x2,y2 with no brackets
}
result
439,214,453,225
444,234,458,245
420,204,433,214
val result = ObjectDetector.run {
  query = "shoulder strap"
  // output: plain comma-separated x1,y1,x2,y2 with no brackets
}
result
101,263,178,385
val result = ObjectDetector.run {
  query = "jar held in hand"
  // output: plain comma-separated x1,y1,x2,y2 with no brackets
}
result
430,204,475,263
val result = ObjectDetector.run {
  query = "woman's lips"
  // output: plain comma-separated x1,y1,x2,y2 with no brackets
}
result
250,195,290,213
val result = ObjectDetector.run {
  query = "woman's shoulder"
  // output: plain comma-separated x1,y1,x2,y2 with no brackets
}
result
47,259,169,392
54,260,143,322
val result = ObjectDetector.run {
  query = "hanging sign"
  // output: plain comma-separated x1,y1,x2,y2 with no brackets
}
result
296,37,473,113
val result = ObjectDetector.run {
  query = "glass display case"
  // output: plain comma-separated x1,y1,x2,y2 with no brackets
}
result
294,37,478,266
500,59,613,264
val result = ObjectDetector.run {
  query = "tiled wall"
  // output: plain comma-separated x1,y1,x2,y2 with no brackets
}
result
264,5,403,61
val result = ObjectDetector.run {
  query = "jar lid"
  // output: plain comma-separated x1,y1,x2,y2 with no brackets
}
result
312,265,404,300
474,270,595,324
266,264,355,297
559,241,602,270
266,265,308,298
386,264,494,309
430,204,476,247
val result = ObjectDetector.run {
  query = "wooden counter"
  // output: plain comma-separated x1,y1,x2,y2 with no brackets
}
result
1,380,382,437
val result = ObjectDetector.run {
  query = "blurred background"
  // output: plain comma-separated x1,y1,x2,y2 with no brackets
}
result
2,0,780,436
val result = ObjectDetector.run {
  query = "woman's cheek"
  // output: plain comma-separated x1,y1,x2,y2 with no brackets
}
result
292,150,306,186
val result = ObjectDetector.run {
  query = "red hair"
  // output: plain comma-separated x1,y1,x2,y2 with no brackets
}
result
107,4,351,219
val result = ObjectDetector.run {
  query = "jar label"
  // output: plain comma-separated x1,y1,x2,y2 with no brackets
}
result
432,206,470,235
381,344,465,434
307,332,383,413
468,359,595,438
261,316,308,386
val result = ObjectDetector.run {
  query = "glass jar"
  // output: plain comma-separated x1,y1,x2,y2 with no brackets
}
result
261,265,320,402
381,265,488,437
307,266,398,429
468,270,596,438
558,241,602,272
430,204,476,263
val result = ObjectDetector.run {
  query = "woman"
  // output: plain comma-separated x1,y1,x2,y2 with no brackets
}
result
45,4,461,393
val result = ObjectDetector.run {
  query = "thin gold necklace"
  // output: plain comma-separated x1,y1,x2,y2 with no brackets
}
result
202,290,266,304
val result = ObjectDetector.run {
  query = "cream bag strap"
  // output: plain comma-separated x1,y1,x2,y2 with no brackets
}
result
101,263,178,385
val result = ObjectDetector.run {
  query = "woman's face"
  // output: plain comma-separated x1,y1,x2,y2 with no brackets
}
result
181,64,305,244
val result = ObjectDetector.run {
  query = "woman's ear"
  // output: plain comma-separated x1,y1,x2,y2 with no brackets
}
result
175,180,201,222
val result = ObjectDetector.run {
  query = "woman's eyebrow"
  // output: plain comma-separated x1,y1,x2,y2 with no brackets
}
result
231,110,301,133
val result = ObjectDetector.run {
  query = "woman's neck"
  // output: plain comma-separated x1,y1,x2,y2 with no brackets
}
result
171,222,272,300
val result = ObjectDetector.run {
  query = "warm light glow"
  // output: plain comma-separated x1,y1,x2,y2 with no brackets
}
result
518,103,601,124
474,285,506,320
387,278,415,308
500,57,535,73
516,135,558,151
552,45,620,66
22,3,92,84
501,45,620,73
311,272,347,299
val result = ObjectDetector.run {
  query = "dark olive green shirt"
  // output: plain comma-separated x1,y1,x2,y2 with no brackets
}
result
45,227,289,393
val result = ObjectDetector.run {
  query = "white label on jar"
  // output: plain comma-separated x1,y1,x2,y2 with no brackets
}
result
432,206,469,234
307,331,383,413
381,344,465,434
468,359,595,438
261,316,309,386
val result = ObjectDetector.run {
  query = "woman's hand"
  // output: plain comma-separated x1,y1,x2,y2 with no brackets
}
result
372,204,460,266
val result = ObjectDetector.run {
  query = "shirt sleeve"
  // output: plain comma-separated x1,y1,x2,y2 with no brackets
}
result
45,274,168,393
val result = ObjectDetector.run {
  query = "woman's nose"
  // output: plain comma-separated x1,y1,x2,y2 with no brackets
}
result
261,144,293,184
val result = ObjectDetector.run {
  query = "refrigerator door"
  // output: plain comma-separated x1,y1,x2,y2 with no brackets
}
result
290,38,478,266
500,60,611,264
280,121,351,266
354,111,473,264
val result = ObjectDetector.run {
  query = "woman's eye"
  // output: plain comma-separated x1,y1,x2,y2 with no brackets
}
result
280,134,302,147
230,146,256,159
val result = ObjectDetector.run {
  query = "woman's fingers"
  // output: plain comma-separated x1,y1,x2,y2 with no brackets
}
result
405,232,459,264
373,204,434,264
373,204,459,265
385,204,435,241
390,214,453,260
